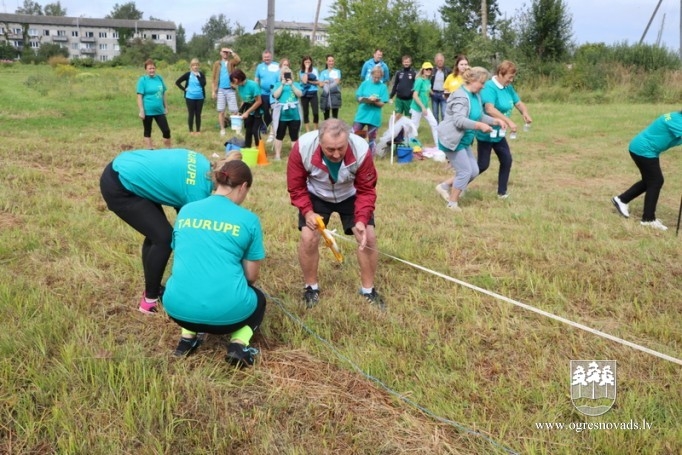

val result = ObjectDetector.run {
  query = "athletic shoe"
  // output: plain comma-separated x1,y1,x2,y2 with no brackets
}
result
138,293,158,314
435,183,450,202
611,196,629,218
173,334,205,357
266,133,275,144
303,286,320,309
498,193,509,199
220,129,226,136
226,342,259,367
446,201,462,212
361,288,386,310
640,219,668,231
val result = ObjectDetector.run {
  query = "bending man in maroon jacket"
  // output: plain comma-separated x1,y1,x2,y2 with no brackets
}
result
287,118,384,310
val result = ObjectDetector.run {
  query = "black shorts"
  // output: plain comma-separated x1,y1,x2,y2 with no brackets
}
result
298,193,375,235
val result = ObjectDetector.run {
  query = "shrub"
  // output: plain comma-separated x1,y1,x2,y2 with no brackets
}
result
54,64,78,78
47,55,70,68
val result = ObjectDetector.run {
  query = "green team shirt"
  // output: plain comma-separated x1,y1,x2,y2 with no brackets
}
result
164,195,266,325
410,77,431,112
274,83,302,122
237,80,262,116
476,78,520,143
112,149,213,208
354,80,389,127
136,75,167,116
629,111,682,158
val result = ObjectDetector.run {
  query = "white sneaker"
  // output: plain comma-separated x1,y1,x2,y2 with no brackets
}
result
498,193,509,199
266,133,274,144
435,183,450,202
446,201,462,212
640,219,668,231
220,129,226,136
611,196,629,218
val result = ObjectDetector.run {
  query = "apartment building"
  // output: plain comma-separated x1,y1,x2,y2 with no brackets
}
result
252,20,329,46
0,13,176,61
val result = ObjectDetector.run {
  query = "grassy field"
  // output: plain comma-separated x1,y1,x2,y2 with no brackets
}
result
1,64,681,454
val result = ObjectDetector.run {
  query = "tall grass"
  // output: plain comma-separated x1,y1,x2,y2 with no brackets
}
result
1,64,681,454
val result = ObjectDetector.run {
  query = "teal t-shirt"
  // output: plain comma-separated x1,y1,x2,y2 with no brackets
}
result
112,149,213,208
456,89,483,151
409,77,431,112
629,112,682,158
274,83,302,122
238,80,263,116
136,75,167,116
164,195,266,325
354,79,389,127
476,78,520,143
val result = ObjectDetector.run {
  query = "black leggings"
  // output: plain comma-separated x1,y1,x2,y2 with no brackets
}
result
300,93,319,125
244,115,262,148
169,286,267,335
618,152,664,222
276,120,301,141
142,114,171,139
323,108,339,120
185,98,204,132
99,162,172,299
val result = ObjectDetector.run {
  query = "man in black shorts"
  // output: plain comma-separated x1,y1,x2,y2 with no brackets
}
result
286,119,384,309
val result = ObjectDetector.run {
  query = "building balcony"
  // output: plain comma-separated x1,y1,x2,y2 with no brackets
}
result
52,36,69,42
80,37,96,43
80,48,96,54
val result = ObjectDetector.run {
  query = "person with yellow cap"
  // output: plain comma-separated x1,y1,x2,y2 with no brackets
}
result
410,62,439,148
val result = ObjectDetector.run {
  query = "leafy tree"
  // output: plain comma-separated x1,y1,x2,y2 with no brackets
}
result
328,0,436,84
201,14,233,43
106,2,143,20
176,24,188,58
439,0,502,52
37,42,68,61
185,34,213,62
16,0,43,15
114,37,177,66
0,42,19,60
516,0,573,62
43,2,67,16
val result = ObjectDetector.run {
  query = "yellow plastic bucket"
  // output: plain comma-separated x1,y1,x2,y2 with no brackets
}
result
241,147,258,167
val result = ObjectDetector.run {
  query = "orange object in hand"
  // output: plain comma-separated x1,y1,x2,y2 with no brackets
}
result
315,216,343,263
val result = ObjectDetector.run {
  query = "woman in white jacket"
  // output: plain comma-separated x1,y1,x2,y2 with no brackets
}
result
436,67,505,212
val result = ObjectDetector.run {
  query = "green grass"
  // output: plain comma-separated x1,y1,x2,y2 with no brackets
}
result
1,64,681,454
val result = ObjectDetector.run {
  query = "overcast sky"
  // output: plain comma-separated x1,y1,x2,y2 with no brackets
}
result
8,0,682,52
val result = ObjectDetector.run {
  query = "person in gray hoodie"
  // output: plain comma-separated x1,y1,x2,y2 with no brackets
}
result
436,67,506,212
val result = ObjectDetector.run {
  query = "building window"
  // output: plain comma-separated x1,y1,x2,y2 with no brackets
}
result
99,43,107,50
30,41,40,48
44,30,50,36
99,55,108,62
112,32,119,39
71,31,79,37
12,28,22,35
72,43,79,49
113,44,120,51
151,34,158,40
166,34,172,40
28,29,38,36
99,32,107,38
84,43,95,49
57,30,66,36
85,31,94,38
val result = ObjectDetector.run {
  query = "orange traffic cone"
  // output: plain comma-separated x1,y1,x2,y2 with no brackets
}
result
257,138,269,165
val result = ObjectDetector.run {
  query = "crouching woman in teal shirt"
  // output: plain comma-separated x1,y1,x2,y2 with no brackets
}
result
164,160,267,367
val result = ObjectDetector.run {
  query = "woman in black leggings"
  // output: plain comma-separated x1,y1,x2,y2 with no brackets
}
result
99,149,219,313
175,58,207,135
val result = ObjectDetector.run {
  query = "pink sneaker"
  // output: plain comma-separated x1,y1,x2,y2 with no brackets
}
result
138,293,159,314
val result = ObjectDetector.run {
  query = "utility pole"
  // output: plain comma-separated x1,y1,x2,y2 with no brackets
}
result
267,0,275,53
640,0,663,44
312,0,322,45
481,0,488,39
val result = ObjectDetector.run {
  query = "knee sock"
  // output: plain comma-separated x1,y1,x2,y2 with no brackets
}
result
230,326,254,345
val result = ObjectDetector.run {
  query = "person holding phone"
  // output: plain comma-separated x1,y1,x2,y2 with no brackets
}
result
271,64,303,160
